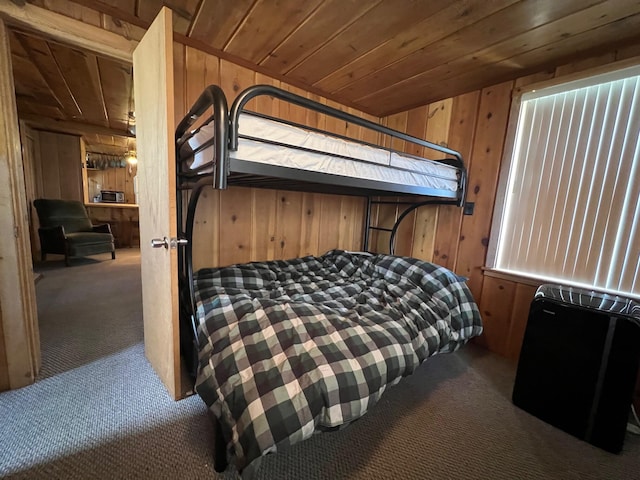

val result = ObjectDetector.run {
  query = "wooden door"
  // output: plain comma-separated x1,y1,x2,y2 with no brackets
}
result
132,8,181,400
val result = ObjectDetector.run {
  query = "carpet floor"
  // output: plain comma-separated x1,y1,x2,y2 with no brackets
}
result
0,249,638,479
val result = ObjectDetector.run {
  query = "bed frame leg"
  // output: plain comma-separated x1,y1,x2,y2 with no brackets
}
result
363,196,372,252
209,410,229,472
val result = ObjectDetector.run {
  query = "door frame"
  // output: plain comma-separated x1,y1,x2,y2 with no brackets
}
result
0,18,39,390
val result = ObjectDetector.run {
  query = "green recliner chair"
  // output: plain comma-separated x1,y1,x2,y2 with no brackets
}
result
33,198,116,266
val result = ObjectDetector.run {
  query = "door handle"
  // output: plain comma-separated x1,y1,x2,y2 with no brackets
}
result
151,237,169,249
151,237,188,249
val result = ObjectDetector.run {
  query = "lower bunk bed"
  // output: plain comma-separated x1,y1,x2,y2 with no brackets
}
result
194,250,483,473
175,84,483,475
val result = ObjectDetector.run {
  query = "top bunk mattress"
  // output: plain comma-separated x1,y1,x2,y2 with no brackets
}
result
180,113,460,194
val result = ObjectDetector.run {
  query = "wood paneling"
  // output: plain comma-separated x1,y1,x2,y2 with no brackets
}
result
353,0,629,113
98,57,133,131
455,81,513,299
191,187,220,272
7,24,134,153
478,276,517,352
275,191,303,259
188,0,254,49
339,195,365,253
251,188,277,261
1,1,136,62
287,0,450,86
406,98,454,261
300,193,321,257
35,131,84,202
224,0,323,64
478,276,541,359
321,0,518,95
505,284,539,361
190,186,365,269
86,165,137,204
374,98,457,262
135,0,199,37
259,0,377,75
318,194,344,254
218,187,253,266
432,91,480,271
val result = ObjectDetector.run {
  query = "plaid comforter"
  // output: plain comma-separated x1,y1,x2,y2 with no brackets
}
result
194,250,482,471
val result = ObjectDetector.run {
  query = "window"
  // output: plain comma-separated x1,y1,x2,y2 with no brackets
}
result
491,65,640,297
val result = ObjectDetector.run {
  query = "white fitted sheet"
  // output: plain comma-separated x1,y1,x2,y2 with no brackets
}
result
181,113,460,192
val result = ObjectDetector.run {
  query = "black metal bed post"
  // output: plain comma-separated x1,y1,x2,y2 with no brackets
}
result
457,164,468,208
176,85,229,190
183,183,229,471
363,196,372,252
175,85,228,300
175,86,231,472
183,177,214,334
209,410,229,472
175,85,229,373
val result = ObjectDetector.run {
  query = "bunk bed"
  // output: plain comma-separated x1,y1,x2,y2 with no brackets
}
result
175,85,483,475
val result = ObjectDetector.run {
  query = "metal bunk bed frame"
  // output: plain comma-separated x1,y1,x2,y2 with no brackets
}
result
175,83,469,358
174,84,468,472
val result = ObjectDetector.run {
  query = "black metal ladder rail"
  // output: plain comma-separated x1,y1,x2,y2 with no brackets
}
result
363,197,459,255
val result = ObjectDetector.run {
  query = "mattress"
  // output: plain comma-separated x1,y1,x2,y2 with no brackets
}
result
194,250,483,471
180,113,460,193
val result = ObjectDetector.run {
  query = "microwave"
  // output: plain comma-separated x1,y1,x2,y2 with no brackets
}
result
100,190,125,203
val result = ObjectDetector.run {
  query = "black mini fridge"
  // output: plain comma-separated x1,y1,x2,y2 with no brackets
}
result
512,284,640,453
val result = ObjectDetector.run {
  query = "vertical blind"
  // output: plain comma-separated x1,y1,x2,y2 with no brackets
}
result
496,67,640,296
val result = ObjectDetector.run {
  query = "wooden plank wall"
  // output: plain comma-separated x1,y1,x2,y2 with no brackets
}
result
369,98,455,260
33,130,83,201
22,129,84,259
85,165,137,204
174,44,369,270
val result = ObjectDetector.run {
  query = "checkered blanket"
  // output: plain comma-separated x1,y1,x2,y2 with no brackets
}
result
194,250,482,471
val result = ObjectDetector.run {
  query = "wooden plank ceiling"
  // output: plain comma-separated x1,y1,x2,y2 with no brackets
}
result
9,0,640,131
9,28,135,154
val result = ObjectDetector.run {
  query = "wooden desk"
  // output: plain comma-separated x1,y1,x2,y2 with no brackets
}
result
85,203,139,248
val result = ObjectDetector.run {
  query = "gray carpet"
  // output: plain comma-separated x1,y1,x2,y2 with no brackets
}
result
1,249,638,479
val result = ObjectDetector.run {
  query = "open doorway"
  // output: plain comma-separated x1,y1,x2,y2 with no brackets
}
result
7,27,142,379
2,5,183,400
9,28,139,259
